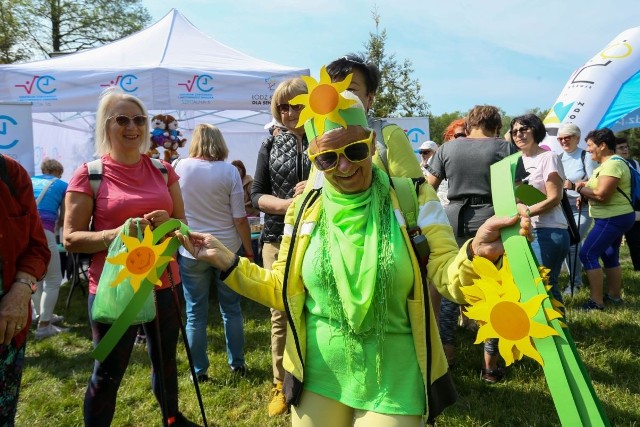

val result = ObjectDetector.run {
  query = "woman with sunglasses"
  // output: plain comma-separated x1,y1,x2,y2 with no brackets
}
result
557,123,597,295
575,128,635,310
250,77,311,416
64,88,196,426
177,78,531,426
511,114,569,307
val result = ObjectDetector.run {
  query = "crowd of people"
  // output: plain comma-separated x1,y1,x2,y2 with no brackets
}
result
0,52,638,427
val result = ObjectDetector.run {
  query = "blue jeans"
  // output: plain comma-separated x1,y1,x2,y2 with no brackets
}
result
531,227,570,304
178,255,245,374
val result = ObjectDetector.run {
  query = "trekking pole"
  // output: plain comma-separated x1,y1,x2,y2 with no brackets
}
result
168,270,209,427
151,290,169,427
570,203,584,297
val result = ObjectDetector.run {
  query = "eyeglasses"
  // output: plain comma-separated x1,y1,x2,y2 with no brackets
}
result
511,126,530,136
308,133,373,171
557,135,574,142
277,104,304,114
342,55,365,64
453,132,466,138
108,115,147,127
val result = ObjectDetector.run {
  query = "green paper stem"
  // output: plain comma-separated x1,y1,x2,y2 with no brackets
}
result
491,153,609,427
91,219,190,362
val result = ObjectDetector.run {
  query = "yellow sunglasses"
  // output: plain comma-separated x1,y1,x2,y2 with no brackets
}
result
308,132,373,171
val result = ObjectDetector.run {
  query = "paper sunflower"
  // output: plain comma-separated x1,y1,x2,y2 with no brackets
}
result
462,256,559,366
106,226,173,292
290,66,357,138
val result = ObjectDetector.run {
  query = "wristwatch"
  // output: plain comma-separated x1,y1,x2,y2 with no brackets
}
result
14,278,37,294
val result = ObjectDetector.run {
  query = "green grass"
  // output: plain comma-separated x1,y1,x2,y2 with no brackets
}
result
18,249,640,427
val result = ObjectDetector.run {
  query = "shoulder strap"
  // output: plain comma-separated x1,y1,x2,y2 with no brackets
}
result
580,149,587,179
149,157,169,184
0,154,17,198
390,176,421,230
87,159,103,198
35,177,58,206
370,118,389,173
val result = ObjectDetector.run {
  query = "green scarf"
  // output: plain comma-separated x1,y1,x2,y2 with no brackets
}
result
316,165,394,343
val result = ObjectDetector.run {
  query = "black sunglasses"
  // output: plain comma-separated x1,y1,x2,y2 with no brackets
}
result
108,115,147,127
453,132,466,138
276,104,304,114
511,126,531,136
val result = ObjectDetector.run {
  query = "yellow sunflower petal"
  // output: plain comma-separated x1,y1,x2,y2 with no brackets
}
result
474,324,497,344
107,252,130,266
543,308,564,322
110,269,130,288
528,322,559,339
498,339,517,366
472,256,501,282
522,294,548,317
515,337,545,366
121,233,141,250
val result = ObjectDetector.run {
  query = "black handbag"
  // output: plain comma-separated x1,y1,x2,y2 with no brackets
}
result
560,189,581,246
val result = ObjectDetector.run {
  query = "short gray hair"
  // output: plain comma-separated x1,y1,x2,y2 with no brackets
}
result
558,123,581,138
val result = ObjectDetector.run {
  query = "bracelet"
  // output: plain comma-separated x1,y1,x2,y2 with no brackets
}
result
220,255,240,281
576,186,584,195
101,230,109,248
14,278,36,294
466,240,475,261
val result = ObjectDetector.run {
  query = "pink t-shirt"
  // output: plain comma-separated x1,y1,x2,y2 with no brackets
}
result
67,155,181,294
522,150,567,229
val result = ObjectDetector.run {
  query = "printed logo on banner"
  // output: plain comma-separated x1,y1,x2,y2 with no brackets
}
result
14,75,58,106
250,76,280,106
405,127,426,144
0,115,20,149
100,74,139,93
177,74,215,104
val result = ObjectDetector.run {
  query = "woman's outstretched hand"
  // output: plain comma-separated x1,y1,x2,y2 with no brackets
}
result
471,207,532,262
176,231,236,271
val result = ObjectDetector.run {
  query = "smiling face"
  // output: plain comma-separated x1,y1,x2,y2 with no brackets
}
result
107,99,146,154
311,126,374,194
344,68,374,112
586,138,604,163
557,133,580,153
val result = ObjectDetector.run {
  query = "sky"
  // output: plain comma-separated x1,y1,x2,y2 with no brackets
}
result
143,0,639,116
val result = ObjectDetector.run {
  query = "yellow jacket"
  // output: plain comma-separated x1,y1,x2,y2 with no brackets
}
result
224,177,476,421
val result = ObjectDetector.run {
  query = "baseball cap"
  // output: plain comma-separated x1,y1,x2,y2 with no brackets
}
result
418,141,438,152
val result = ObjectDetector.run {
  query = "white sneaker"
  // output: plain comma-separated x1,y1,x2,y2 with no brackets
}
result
34,324,69,340
33,313,64,324
563,285,582,296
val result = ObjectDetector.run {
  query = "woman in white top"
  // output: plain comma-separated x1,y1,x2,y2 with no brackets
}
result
558,123,597,293
511,114,569,304
173,124,254,381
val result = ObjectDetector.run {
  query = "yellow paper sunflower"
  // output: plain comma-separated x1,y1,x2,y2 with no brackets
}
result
107,226,174,292
290,66,356,136
462,256,559,366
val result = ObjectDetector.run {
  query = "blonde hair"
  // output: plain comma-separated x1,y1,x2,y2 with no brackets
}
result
94,87,150,156
270,77,307,122
188,123,229,161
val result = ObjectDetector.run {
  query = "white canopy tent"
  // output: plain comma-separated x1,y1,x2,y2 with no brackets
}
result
0,9,309,180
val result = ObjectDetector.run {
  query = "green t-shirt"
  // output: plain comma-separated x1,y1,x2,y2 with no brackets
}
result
587,155,634,218
301,213,425,415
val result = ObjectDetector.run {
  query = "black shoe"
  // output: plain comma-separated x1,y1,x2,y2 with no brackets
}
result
581,299,604,311
169,412,201,427
604,294,623,305
191,373,209,384
230,364,247,376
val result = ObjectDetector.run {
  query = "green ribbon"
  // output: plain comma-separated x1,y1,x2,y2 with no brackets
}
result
91,219,190,362
491,152,609,426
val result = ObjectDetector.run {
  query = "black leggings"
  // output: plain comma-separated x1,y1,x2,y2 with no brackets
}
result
84,286,182,427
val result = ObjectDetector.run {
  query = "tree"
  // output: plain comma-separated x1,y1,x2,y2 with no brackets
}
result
16,0,151,58
365,10,429,118
428,111,464,143
0,0,29,63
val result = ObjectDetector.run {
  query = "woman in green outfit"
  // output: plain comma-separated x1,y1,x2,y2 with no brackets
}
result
177,68,530,427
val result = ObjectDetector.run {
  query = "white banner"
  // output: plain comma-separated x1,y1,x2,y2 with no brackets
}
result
542,27,640,152
382,117,431,152
0,102,34,175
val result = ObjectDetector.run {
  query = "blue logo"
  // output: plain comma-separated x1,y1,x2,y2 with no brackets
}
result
15,75,57,94
406,127,426,143
100,74,139,93
0,115,19,149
